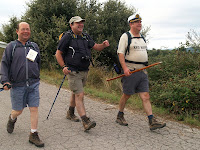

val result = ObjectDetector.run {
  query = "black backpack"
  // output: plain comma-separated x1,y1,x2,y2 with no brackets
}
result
113,32,146,74
58,30,94,67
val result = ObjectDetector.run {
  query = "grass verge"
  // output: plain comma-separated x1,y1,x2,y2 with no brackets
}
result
40,68,200,129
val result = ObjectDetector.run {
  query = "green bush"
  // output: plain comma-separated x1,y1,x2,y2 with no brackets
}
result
148,50,200,120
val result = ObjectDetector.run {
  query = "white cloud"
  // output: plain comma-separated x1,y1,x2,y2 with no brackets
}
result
0,0,28,26
125,0,200,49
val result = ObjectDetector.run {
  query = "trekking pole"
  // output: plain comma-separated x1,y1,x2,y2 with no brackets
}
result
107,62,162,82
46,75,66,120
0,88,4,92
0,84,12,92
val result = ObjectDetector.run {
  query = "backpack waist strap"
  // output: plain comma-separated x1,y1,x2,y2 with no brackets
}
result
125,59,148,66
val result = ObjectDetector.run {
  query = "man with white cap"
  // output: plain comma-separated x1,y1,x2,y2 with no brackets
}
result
116,14,166,130
56,16,109,131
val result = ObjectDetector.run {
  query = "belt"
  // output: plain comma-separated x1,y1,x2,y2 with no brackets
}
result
125,60,148,66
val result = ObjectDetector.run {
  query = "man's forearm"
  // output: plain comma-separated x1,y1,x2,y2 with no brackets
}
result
118,53,127,70
55,50,65,67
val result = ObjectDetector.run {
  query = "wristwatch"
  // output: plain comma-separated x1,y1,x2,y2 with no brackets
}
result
62,65,67,69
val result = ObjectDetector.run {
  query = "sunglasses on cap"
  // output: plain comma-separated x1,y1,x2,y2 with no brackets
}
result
129,14,142,23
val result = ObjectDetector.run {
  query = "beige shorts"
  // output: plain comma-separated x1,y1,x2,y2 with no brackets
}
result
67,71,88,94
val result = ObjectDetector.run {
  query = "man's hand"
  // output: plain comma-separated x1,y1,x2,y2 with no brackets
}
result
63,67,71,75
123,67,131,76
93,40,110,51
3,82,11,90
102,40,110,48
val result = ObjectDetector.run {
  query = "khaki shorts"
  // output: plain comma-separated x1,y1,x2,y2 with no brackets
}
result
67,71,88,94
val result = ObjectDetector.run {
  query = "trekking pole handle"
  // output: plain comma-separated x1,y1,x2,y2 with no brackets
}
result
3,84,11,89
106,62,162,82
0,84,12,92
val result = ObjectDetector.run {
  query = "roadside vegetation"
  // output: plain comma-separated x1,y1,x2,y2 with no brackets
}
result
39,48,200,128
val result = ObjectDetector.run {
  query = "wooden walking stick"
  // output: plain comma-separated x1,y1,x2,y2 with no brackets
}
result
107,62,162,82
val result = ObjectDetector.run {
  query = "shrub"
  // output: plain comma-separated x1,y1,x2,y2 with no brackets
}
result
148,50,200,120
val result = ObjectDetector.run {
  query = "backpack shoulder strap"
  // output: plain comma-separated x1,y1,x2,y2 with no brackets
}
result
30,42,37,50
125,31,132,55
59,30,74,41
10,40,17,63
59,32,65,41
82,32,90,41
141,34,146,43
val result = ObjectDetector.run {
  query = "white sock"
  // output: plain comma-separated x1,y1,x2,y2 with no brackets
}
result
10,115,16,120
31,129,37,133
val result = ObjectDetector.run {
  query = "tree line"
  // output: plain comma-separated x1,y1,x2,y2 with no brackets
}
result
0,0,150,68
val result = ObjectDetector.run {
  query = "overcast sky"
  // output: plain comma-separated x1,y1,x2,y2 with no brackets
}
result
0,0,200,49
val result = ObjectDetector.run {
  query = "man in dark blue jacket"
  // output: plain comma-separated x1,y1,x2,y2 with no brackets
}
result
0,22,44,147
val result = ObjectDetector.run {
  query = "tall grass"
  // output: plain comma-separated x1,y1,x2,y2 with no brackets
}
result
40,67,144,111
40,66,182,123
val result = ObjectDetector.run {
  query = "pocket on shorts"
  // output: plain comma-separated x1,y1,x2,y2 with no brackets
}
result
68,80,77,91
68,72,78,92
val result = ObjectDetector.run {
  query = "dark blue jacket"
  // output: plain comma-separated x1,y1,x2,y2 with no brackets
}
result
0,40,41,87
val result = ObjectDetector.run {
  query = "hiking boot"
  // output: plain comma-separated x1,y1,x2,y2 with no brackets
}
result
149,117,166,131
82,117,96,131
66,110,80,122
7,114,17,133
116,112,128,126
29,132,44,147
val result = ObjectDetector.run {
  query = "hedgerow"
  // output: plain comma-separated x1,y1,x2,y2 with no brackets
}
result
148,49,200,120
